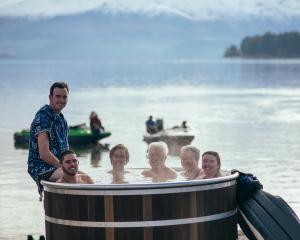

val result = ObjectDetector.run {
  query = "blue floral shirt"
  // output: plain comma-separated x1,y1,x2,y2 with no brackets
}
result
27,105,69,186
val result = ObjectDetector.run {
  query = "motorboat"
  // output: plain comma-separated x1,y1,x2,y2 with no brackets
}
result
143,127,194,145
143,127,195,155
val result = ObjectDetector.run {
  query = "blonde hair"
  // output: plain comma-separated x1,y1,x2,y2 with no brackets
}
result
109,144,129,163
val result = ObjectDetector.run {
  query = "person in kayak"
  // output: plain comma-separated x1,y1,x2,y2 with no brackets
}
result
56,150,94,184
90,111,105,136
142,142,177,181
27,82,70,197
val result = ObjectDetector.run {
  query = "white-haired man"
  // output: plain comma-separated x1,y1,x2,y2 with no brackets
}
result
180,145,201,179
142,141,177,181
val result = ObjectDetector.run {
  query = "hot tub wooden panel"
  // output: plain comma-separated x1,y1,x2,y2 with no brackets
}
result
44,192,105,221
42,173,239,240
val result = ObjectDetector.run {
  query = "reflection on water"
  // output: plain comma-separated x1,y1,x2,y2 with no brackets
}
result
144,140,194,156
94,168,231,184
168,142,189,156
70,143,110,167
90,144,104,167
27,234,45,240
14,141,29,149
144,141,188,156
107,170,129,184
14,141,110,168
143,126,195,156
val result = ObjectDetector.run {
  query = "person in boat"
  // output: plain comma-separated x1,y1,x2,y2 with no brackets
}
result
172,120,188,129
90,111,105,136
56,150,94,184
180,145,201,179
107,144,129,184
142,141,177,181
197,151,222,179
27,82,70,196
145,115,158,134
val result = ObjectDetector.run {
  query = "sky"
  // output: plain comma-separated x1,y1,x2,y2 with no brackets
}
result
1,0,300,20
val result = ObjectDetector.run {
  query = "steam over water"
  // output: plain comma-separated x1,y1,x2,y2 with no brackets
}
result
0,59,300,239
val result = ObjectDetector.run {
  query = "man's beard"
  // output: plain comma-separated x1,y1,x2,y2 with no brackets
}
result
62,166,77,176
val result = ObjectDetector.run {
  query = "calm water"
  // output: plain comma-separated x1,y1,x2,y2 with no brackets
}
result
0,58,300,239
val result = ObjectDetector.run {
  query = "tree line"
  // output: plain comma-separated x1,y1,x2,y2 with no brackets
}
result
224,31,300,58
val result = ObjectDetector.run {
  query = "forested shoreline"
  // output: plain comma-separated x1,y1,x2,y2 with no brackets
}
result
224,32,300,58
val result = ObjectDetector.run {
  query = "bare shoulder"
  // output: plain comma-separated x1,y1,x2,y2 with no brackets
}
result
168,167,177,174
166,167,177,178
56,178,64,183
79,174,94,184
196,174,205,180
142,169,152,177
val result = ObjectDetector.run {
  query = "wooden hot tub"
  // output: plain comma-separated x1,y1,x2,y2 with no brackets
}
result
42,172,238,240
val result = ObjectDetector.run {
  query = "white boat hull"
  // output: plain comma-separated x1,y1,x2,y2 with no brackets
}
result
143,128,195,155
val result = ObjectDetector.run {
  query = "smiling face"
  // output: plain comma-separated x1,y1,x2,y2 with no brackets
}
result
62,153,79,176
202,153,220,178
148,145,166,168
110,148,128,170
180,149,198,171
49,87,69,113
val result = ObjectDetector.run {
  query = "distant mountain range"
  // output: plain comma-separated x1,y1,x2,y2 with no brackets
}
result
0,10,299,59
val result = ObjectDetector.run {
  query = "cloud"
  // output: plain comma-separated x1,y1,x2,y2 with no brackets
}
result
0,0,300,20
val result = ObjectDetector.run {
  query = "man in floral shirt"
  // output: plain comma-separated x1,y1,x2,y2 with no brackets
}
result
27,82,69,196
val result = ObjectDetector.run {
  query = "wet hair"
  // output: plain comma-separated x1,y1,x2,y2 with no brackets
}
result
60,150,76,163
50,82,69,96
202,151,221,167
181,145,200,162
148,141,169,157
109,144,129,163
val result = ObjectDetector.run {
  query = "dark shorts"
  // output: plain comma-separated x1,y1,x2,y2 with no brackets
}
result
32,167,57,195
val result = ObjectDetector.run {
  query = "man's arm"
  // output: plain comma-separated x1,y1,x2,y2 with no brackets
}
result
56,178,63,183
38,131,61,168
83,175,94,184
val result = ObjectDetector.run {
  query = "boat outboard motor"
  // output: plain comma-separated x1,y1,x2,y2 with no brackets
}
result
156,119,164,131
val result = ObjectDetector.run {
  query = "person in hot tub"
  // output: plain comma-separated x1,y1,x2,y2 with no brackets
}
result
142,142,177,181
197,151,222,179
107,144,130,184
180,145,201,180
56,150,94,184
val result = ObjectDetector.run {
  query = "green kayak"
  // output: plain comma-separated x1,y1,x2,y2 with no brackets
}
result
14,124,111,147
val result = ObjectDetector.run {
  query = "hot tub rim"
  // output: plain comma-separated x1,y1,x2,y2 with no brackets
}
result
41,172,238,190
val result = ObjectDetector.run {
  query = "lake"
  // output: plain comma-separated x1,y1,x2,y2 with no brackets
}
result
0,58,300,239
